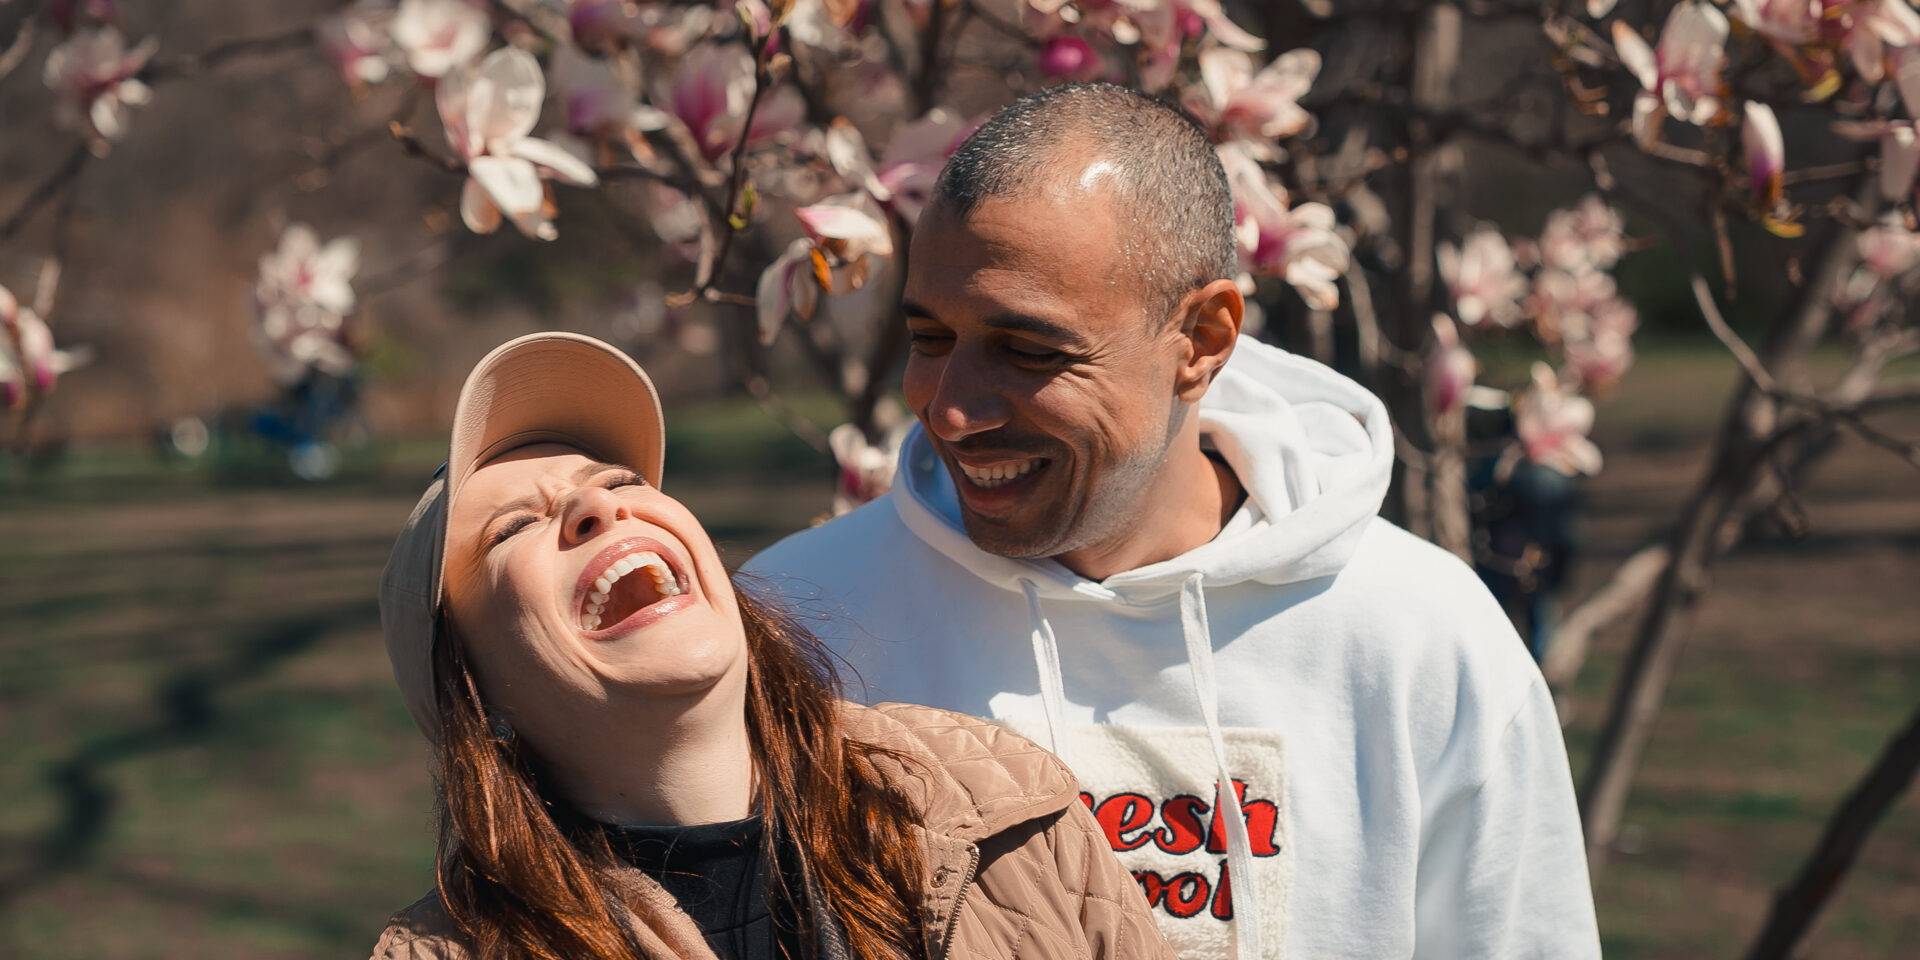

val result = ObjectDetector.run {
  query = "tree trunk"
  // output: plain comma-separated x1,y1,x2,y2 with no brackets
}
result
1743,701,1920,960
1382,3,1467,559
1576,208,1863,865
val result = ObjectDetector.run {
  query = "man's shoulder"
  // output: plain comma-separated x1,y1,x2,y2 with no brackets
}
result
1306,518,1541,704
742,492,912,581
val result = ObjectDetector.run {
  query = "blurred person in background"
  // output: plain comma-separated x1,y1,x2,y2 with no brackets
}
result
744,85,1601,959
371,332,1176,960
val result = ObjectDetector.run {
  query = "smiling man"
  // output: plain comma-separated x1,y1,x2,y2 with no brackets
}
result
744,84,1600,960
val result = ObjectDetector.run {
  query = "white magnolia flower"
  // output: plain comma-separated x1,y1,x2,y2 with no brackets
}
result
438,47,601,240
1515,362,1604,476
1613,2,1730,147
1186,46,1319,148
1538,195,1626,273
392,0,490,78
42,27,157,153
319,0,398,88
254,225,363,384
1218,142,1349,310
1438,227,1527,328
0,283,89,411
828,417,910,515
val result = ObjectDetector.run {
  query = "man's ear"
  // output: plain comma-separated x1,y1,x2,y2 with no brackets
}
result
1174,278,1243,403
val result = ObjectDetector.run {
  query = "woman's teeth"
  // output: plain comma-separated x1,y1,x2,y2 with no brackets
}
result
581,551,681,631
959,459,1040,489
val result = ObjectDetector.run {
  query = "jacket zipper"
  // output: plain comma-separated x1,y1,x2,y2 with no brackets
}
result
933,843,981,960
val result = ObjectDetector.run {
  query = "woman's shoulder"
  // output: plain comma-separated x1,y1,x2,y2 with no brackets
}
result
840,701,1080,836
370,893,468,960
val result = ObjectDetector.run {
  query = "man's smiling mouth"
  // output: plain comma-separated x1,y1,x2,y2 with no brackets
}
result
580,547,682,632
956,458,1045,489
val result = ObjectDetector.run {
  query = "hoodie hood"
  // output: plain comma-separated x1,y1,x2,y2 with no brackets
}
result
893,336,1393,603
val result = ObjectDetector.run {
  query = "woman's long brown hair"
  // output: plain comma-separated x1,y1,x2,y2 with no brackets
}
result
431,584,926,960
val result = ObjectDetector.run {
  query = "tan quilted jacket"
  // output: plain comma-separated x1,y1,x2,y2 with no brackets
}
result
371,701,1176,960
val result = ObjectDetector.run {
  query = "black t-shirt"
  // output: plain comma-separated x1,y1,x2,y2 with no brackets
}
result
608,817,808,960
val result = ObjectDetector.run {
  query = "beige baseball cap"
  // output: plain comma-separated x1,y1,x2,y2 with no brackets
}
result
378,331,665,742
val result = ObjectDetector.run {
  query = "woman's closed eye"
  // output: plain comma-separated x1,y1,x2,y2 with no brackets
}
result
490,514,537,547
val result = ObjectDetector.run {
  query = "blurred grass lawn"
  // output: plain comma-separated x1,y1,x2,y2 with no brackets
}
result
1,344,1915,958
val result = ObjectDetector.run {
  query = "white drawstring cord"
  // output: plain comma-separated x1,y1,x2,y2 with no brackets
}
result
1018,577,1073,768
1181,573,1262,960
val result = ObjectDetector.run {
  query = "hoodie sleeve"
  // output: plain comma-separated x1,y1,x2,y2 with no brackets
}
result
1410,675,1601,960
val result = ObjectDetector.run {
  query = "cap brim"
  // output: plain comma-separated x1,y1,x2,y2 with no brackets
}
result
446,332,666,507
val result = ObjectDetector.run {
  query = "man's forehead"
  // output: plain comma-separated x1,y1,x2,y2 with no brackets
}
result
909,191,1139,319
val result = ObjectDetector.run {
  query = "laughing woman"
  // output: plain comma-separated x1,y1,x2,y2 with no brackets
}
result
371,332,1173,960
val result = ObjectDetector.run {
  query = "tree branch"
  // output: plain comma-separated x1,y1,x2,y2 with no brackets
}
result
1,143,89,242
145,27,316,82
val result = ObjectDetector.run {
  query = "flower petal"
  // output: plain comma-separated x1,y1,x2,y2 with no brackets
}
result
461,172,504,235
512,136,601,186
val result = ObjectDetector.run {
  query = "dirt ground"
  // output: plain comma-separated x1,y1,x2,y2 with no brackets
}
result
0,349,1915,958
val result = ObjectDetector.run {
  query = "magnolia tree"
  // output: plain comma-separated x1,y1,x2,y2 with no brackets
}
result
4,0,1920,953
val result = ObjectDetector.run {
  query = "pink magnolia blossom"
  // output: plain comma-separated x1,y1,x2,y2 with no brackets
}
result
1562,325,1636,391
1187,46,1319,147
1538,195,1626,272
1515,362,1604,476
756,238,820,345
1857,212,1920,277
828,418,910,515
569,0,651,54
439,47,601,240
1729,0,1823,47
1834,59,1920,200
1840,0,1920,83
42,27,157,153
1039,35,1106,82
1219,143,1349,310
50,0,119,33
1612,2,1729,146
254,225,362,385
1743,101,1785,206
549,45,665,164
869,109,973,225
319,1,398,89
0,284,88,411
1530,267,1618,341
758,199,895,344
1424,314,1477,419
1438,228,1527,328
392,0,490,79
658,43,806,163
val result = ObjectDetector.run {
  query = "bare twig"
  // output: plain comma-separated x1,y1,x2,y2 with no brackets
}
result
1541,544,1671,694
1,143,89,242
387,121,465,174
670,37,773,305
145,27,315,81
1691,273,1777,393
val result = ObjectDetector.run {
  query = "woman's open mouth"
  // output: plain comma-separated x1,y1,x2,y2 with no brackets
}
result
576,540,689,634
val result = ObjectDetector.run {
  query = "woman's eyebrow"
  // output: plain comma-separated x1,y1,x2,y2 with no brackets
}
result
482,461,627,530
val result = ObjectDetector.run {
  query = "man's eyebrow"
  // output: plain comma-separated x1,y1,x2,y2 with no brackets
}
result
902,299,936,320
982,312,1087,346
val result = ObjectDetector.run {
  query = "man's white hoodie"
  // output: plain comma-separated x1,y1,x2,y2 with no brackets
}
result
744,336,1601,960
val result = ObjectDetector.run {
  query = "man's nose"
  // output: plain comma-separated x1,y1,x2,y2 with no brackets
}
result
923,347,1013,442
559,485,629,546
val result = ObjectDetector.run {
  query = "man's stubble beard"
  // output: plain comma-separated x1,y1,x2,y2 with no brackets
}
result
960,399,1185,564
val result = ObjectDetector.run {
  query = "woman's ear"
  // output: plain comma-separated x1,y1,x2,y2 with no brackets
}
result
1174,278,1244,403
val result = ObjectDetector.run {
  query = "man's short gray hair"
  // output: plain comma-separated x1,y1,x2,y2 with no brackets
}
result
930,83,1238,325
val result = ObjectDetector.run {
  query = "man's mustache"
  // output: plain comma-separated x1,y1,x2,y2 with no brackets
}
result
937,431,1060,459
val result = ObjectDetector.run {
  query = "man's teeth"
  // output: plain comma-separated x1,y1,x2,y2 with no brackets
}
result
959,459,1041,489
581,551,681,631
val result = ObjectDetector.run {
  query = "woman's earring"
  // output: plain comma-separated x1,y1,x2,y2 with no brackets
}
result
487,718,516,745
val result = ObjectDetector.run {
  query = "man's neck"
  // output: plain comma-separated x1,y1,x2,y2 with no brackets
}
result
1055,443,1243,582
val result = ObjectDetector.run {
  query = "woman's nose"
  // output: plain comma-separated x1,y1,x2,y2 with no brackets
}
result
559,485,629,546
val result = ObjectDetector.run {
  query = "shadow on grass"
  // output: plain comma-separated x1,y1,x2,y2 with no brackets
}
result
0,600,381,911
